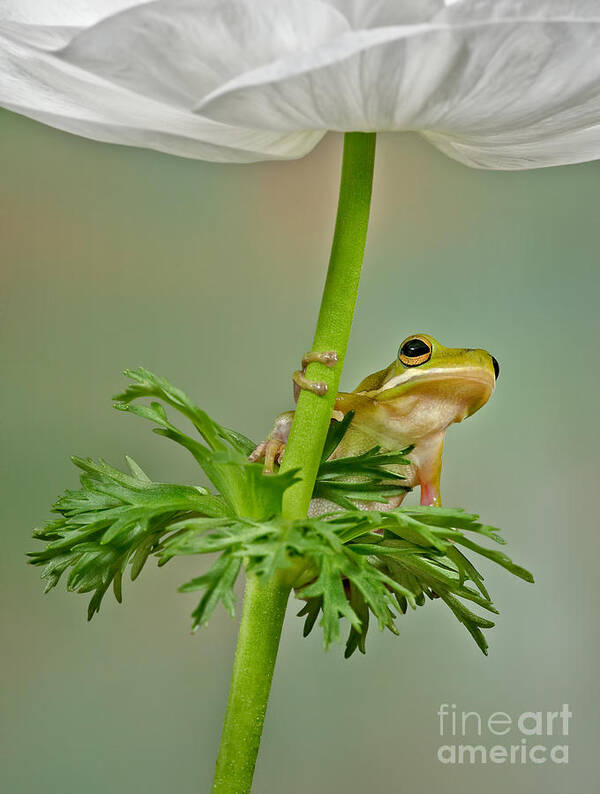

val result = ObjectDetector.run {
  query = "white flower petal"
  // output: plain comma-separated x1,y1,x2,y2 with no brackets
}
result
2,0,600,168
58,0,348,106
199,0,600,169
0,0,151,47
0,0,147,26
0,33,324,162
324,0,447,28
0,0,329,161
423,123,600,169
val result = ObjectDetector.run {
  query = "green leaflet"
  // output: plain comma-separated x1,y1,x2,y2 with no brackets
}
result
29,368,534,656
180,553,243,629
113,367,298,518
29,455,232,619
313,410,412,509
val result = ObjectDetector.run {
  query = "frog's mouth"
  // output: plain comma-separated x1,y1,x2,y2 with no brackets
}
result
375,365,496,398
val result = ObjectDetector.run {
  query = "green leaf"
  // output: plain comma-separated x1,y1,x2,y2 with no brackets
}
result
180,553,243,629
293,519,409,649
114,368,297,519
297,597,323,638
320,411,354,462
314,414,412,510
402,506,505,544
300,555,362,644
436,590,496,656
344,583,371,658
114,367,256,457
29,456,231,618
451,535,534,583
342,504,532,653
114,367,225,450
212,449,301,521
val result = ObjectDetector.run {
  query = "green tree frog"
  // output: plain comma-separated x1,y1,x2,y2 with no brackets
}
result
250,334,499,508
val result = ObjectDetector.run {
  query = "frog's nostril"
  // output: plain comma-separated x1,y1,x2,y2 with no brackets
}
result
491,356,500,380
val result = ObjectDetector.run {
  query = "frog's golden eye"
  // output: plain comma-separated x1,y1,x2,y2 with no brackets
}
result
398,336,432,367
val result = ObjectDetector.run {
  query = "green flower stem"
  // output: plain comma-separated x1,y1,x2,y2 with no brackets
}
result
211,132,376,793
211,571,291,794
280,132,376,520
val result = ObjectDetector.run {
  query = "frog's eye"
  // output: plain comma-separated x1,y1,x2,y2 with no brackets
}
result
398,336,432,367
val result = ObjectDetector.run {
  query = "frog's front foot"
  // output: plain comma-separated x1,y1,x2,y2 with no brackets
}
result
249,438,286,473
293,350,338,400
248,411,294,473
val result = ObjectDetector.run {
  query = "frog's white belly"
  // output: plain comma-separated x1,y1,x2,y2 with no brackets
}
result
308,491,408,518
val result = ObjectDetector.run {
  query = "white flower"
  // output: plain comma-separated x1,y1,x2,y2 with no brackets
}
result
2,0,600,168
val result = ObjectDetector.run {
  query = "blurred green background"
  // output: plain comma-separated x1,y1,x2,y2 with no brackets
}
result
1,109,598,794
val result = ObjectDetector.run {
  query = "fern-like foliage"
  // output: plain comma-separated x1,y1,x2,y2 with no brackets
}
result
30,456,230,619
29,368,533,657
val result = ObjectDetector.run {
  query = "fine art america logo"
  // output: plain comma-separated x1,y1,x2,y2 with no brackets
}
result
437,704,571,765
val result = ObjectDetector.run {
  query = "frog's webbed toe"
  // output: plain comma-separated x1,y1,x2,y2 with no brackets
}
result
293,350,338,402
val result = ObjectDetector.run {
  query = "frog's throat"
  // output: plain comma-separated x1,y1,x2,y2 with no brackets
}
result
369,365,495,398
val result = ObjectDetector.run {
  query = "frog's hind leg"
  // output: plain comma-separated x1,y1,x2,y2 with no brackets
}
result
412,433,444,506
248,411,295,473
